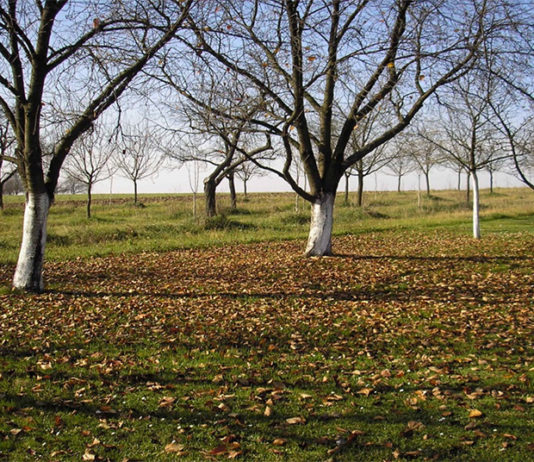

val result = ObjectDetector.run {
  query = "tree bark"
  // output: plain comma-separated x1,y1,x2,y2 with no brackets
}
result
425,172,430,196
344,173,349,204
0,181,3,210
466,171,471,203
87,181,92,218
304,192,335,256
243,179,248,199
397,174,402,193
133,180,138,205
204,178,217,217
12,192,51,292
357,170,364,207
228,171,237,210
457,168,462,191
489,169,494,194
471,170,480,239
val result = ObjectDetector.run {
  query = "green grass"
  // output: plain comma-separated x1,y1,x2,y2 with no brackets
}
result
1,188,534,264
0,188,533,460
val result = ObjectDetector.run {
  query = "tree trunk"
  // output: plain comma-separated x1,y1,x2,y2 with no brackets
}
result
397,174,402,193
344,173,349,204
243,179,247,199
425,172,430,196
457,169,462,191
192,191,197,219
304,192,335,257
466,171,470,203
357,171,364,207
472,170,480,239
228,171,237,210
87,181,92,218
12,192,51,292
0,181,4,210
204,178,217,217
134,179,138,205
489,170,494,194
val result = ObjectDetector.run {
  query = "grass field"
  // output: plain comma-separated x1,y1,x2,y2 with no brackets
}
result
0,188,533,461
1,187,534,263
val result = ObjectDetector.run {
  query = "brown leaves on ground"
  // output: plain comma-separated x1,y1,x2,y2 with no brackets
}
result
0,232,533,459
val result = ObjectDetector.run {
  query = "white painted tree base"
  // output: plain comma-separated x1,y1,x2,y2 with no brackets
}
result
13,192,50,292
304,193,335,256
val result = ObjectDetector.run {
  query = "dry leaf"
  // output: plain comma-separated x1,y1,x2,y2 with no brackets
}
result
165,442,185,454
468,409,483,418
286,416,306,425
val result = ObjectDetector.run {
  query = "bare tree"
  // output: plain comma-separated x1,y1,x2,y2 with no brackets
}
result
174,0,516,255
343,112,391,206
410,130,441,196
0,119,16,209
235,161,265,200
56,176,85,195
3,172,23,196
0,1,192,291
386,151,415,193
423,76,509,238
64,125,115,217
186,159,202,218
116,123,165,205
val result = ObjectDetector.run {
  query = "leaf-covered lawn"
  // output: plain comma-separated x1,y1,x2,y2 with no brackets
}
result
0,232,533,461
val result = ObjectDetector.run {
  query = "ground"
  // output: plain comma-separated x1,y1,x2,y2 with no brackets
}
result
0,231,533,461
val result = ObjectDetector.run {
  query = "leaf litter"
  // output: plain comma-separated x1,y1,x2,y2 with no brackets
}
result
0,232,533,460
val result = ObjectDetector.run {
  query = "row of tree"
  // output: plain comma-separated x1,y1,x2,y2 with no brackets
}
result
0,0,532,292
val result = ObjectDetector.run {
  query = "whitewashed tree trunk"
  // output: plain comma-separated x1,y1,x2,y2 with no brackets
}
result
304,192,335,256
471,170,481,239
13,192,50,292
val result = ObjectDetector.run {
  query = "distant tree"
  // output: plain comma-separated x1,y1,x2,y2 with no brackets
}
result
3,172,23,196
64,125,115,217
423,75,508,238
56,176,85,195
116,124,165,205
410,131,441,196
343,112,391,206
386,136,416,193
0,120,16,209
235,162,264,200
186,159,202,219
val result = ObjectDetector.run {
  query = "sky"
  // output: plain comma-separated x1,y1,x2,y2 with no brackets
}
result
91,164,525,196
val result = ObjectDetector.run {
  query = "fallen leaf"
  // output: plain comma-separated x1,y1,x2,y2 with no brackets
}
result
164,442,185,454
286,416,306,425
468,409,483,418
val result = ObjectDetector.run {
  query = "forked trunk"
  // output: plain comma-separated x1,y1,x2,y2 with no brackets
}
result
13,192,51,292
472,170,480,239
304,192,335,257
